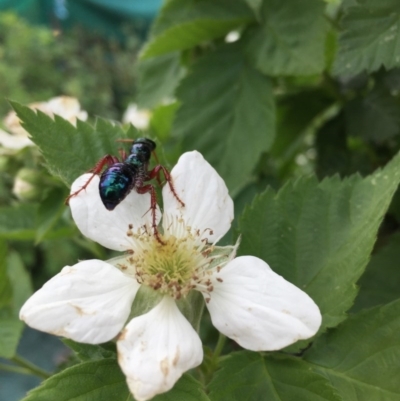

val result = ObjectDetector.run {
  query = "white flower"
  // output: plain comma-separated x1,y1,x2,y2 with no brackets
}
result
123,103,151,130
0,96,87,150
20,151,321,401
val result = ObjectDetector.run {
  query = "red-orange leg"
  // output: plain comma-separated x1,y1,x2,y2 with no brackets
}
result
65,155,119,205
137,184,165,245
148,165,185,207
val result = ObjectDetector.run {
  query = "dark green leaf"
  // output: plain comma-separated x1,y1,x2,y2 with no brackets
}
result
22,359,130,401
11,102,129,186
334,0,400,75
174,43,275,194
137,53,183,108
345,86,400,143
304,300,400,400
239,152,400,335
243,0,263,17
63,340,117,362
141,0,253,59
272,90,333,173
153,374,210,401
245,0,326,76
209,351,342,401
352,232,400,312
0,239,12,309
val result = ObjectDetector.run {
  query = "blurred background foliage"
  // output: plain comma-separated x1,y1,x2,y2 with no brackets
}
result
0,12,140,119
1,0,400,399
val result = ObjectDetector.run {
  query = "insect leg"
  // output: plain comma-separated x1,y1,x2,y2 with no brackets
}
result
148,165,185,207
65,155,119,205
136,184,165,245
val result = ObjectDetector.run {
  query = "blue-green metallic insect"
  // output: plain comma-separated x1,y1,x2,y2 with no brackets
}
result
67,138,184,244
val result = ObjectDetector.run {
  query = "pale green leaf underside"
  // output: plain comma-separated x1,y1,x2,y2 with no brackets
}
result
141,0,253,59
246,0,326,76
209,352,342,401
305,300,400,401
334,0,400,75
239,152,400,332
174,43,275,194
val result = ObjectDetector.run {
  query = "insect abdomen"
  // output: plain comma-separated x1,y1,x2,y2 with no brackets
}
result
99,164,136,210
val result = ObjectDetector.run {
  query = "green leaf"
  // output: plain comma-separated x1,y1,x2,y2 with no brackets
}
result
150,102,180,141
352,232,400,312
0,250,31,358
11,102,130,186
0,204,37,240
137,52,183,108
304,300,400,400
334,0,400,75
239,152,400,334
63,340,117,362
344,86,400,143
22,359,130,401
140,0,253,59
272,90,334,174
174,43,275,194
153,374,210,401
35,187,68,244
209,351,342,401
7,250,33,315
244,0,262,14
0,317,24,358
245,0,326,76
0,240,12,309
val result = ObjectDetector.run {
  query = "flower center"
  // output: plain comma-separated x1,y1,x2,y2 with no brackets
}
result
122,216,235,300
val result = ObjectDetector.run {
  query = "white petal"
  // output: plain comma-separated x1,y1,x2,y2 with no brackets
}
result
205,256,322,351
20,260,140,343
162,151,233,242
70,174,161,251
117,296,203,401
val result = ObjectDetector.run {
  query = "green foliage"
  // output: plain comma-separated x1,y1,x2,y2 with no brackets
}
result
304,300,400,400
11,102,132,186
345,85,400,143
22,359,130,401
209,352,341,401
334,0,400,75
4,0,400,400
0,248,31,358
245,0,327,76
137,52,183,108
239,153,400,336
140,0,254,59
174,43,275,194
0,13,139,119
352,232,400,312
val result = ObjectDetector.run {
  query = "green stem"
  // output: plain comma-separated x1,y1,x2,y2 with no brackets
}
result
11,355,51,379
212,332,227,364
0,362,33,376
